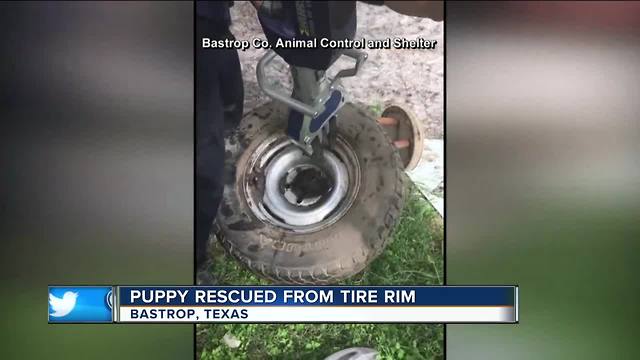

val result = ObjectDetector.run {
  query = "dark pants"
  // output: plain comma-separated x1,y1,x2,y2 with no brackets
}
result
195,17,243,269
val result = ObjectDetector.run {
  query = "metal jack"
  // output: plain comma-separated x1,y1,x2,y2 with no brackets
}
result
256,49,368,155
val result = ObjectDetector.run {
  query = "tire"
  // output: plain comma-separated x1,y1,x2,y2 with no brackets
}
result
216,102,406,284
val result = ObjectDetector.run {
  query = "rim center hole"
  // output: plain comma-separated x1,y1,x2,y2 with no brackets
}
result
283,165,334,206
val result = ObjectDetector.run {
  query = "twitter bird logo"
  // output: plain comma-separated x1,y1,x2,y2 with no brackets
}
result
48,286,113,323
49,291,78,318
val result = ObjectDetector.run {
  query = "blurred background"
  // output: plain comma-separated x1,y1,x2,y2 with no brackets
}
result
446,1,640,359
2,1,639,359
1,2,194,359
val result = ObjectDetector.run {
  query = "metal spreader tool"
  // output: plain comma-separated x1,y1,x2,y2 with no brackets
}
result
256,1,367,156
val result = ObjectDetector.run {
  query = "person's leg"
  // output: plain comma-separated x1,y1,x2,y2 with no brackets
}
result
195,78,223,272
195,17,225,282
195,16,244,284
218,47,244,134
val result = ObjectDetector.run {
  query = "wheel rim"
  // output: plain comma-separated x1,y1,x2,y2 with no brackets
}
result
242,134,361,233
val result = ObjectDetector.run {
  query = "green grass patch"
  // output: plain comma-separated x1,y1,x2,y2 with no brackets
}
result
198,189,443,359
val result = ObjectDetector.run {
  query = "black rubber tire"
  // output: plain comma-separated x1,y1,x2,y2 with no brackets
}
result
216,102,406,284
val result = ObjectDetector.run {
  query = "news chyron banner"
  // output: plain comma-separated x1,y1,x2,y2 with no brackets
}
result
48,286,518,324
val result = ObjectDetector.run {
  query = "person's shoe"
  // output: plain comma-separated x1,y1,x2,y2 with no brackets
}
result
324,347,377,360
196,260,217,285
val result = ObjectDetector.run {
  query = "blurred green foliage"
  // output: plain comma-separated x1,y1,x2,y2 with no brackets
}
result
448,204,640,359
5,244,193,359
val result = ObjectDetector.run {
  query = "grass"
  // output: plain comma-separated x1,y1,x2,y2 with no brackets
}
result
198,188,444,359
